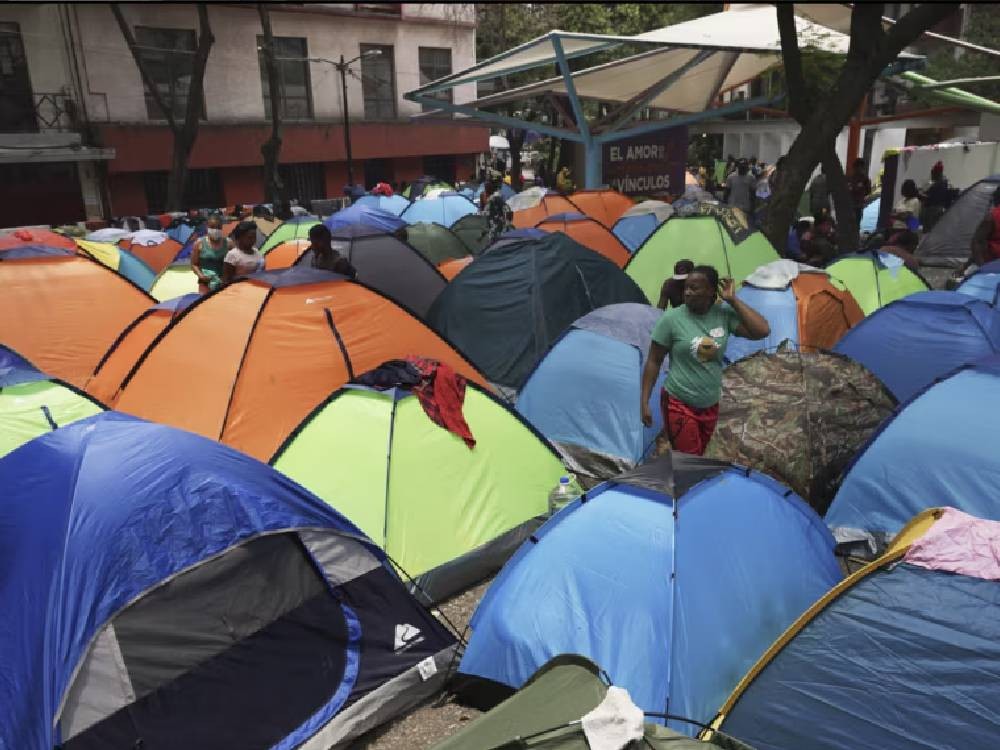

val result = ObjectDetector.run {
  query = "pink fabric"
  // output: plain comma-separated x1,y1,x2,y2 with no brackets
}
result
904,508,1000,581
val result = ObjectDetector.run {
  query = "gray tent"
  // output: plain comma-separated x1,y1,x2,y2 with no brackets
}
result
917,174,1000,269
295,224,446,318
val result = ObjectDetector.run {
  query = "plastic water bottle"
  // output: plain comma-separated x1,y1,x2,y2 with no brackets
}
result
548,474,582,515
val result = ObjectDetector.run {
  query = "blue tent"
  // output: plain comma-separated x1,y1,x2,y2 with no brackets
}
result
860,195,880,234
833,290,1000,402
474,182,516,202
612,213,660,252
458,453,841,733
324,203,406,234
353,194,411,216
958,259,1000,304
517,303,667,480
165,222,196,245
717,508,1000,750
826,355,1000,551
400,192,479,228
0,412,456,750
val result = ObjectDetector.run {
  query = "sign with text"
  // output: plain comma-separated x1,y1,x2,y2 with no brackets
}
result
602,126,688,197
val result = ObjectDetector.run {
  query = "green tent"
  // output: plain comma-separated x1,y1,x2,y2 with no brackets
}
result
0,344,105,458
826,252,930,315
259,218,320,253
434,656,755,750
270,382,566,603
625,217,779,302
403,222,470,265
150,261,197,301
450,213,492,255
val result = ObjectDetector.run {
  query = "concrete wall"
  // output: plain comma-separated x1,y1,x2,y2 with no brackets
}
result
51,3,476,124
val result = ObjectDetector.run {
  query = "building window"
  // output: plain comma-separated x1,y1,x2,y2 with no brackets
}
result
257,36,313,120
0,22,36,133
278,162,325,204
143,168,223,214
354,4,402,16
135,26,204,121
418,47,452,113
360,44,396,120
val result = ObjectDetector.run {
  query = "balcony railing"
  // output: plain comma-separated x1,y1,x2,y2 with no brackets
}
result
0,92,81,134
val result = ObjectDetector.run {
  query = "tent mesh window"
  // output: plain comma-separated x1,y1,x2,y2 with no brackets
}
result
59,533,350,749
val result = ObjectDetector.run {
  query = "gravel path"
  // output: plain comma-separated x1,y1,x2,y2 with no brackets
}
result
349,580,491,749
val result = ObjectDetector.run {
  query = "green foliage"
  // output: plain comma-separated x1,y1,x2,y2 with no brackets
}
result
921,4,1000,103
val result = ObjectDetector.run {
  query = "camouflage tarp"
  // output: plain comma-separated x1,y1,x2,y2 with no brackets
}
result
672,201,751,244
706,343,896,513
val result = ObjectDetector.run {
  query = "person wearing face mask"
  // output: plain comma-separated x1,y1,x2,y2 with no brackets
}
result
190,214,229,293
639,265,769,456
221,221,264,285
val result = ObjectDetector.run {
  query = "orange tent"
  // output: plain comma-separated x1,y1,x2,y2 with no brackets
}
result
0,246,154,388
438,256,473,280
263,239,310,270
568,190,633,228
119,236,182,274
790,272,865,352
535,213,631,268
512,194,581,229
0,228,77,251
110,267,487,461
86,294,198,404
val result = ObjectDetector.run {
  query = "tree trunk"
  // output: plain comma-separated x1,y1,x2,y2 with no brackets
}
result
508,129,525,191
764,2,958,255
822,146,861,252
258,4,284,210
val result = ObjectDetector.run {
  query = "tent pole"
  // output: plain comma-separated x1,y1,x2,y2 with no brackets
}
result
584,141,603,189
552,35,604,189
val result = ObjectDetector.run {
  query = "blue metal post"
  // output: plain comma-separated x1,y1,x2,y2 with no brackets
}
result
585,141,603,189
552,35,604,189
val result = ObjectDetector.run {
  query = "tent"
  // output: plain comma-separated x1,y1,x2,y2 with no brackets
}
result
0,246,154,388
118,231,183,275
293,224,447,318
75,239,156,291
164,220,196,245
517,303,668,482
725,261,864,363
473,182,516,202
271,382,565,604
403,222,470,265
400,192,479,228
149,260,200,302
86,294,199,404
625,217,779,302
428,233,649,390
612,200,674,252
713,507,1000,750
957,258,1000,304
833,290,1000,403
325,204,406,234
110,267,485,461
0,227,77,251
260,216,320,253
512,193,582,229
404,176,452,199
825,251,930,315
706,345,896,514
353,193,411,216
916,174,1000,269
535,212,631,267
450,213,492,255
826,354,1000,554
435,656,754,750
860,194,881,234
0,412,456,750
0,344,104,458
438,256,473,280
457,453,841,734
567,189,633,228
263,238,311,270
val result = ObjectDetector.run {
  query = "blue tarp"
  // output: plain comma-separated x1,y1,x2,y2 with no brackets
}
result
353,194,411,216
958,259,1000,304
725,285,800,363
860,196,881,234
613,214,659,253
459,461,840,734
0,343,47,386
721,563,1000,750
827,355,1000,539
517,303,666,475
324,204,406,234
400,193,478,228
833,290,1000,402
0,412,397,750
166,223,196,245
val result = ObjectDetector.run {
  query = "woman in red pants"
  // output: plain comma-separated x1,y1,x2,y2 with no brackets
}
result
640,265,769,456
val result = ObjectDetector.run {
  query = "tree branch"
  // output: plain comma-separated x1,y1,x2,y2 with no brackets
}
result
182,4,214,145
776,3,808,123
111,3,178,133
883,3,961,62
258,3,284,206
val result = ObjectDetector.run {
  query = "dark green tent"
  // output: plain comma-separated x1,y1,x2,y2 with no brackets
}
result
403,222,469,264
433,656,754,750
427,232,649,390
451,213,491,255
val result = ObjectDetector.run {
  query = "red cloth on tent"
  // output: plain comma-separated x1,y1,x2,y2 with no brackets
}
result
405,356,476,448
373,182,394,197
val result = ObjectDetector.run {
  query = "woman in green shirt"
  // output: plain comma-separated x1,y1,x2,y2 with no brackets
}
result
191,214,229,293
640,265,769,456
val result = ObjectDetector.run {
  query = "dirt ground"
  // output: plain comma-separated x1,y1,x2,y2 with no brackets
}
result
349,580,491,750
